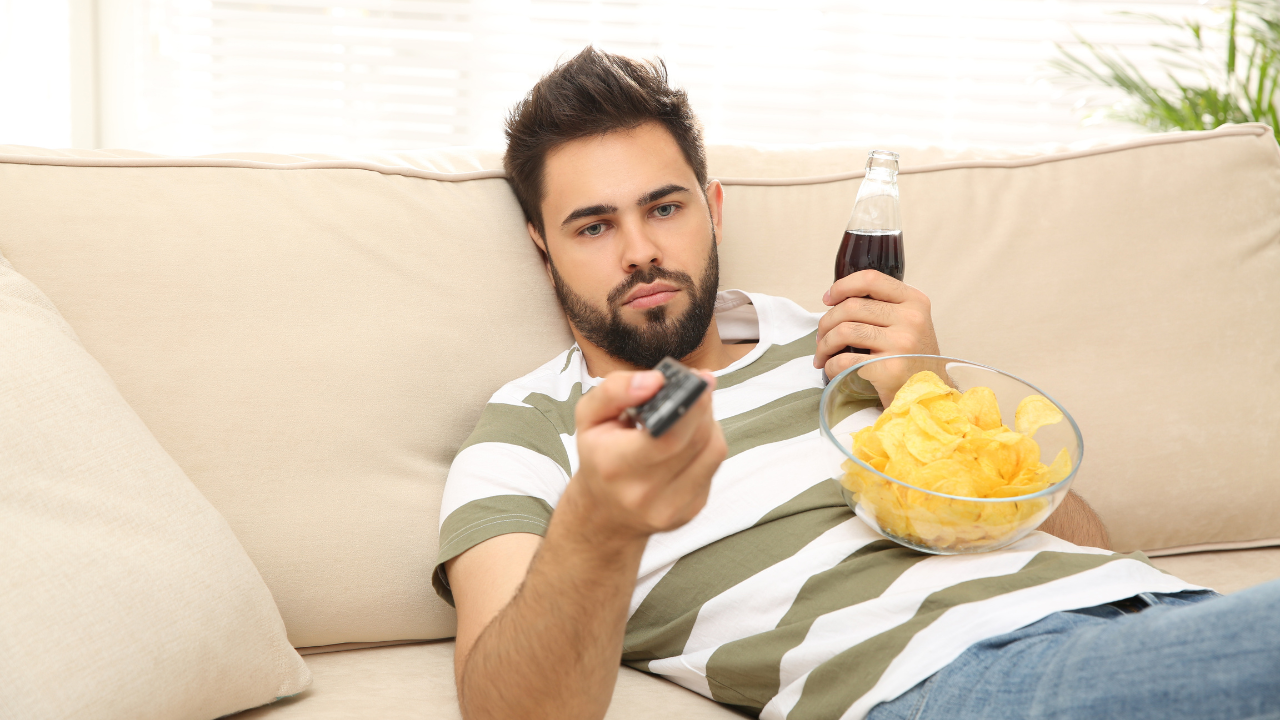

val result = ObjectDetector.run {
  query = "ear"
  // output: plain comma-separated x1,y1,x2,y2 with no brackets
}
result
528,222,554,284
705,179,725,247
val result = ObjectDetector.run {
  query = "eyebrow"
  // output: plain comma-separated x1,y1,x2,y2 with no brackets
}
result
559,184,693,230
561,203,617,229
637,184,690,206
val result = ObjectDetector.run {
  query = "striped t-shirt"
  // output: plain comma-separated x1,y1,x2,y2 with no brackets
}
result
434,290,1198,720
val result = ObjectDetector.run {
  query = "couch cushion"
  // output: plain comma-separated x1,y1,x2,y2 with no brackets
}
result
0,254,310,719
0,124,1275,650
227,641,745,720
1150,547,1280,595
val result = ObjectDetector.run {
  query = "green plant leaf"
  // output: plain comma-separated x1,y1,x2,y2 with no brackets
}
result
1052,0,1280,144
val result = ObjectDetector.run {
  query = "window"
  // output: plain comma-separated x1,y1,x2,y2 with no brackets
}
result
8,0,1222,153
0,0,72,147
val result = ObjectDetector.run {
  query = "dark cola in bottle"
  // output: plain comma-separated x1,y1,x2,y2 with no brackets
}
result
836,230,904,282
835,149,904,354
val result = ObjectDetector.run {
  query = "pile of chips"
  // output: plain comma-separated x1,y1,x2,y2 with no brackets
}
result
840,370,1072,552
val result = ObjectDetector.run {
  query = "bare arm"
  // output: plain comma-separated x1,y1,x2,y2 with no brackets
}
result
448,370,726,720
1039,490,1110,549
449,493,645,720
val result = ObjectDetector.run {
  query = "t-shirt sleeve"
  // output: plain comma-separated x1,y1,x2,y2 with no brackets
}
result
432,399,571,606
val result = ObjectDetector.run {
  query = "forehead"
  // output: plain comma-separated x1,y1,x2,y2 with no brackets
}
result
541,122,698,216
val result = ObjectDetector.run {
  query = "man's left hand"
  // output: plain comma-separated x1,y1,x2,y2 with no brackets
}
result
815,270,940,405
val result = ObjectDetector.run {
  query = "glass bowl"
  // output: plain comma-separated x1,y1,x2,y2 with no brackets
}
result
819,355,1084,555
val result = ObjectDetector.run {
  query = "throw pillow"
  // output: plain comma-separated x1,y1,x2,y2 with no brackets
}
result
0,254,311,720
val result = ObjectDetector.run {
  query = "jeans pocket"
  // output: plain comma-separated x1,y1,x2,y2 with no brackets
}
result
1064,603,1126,620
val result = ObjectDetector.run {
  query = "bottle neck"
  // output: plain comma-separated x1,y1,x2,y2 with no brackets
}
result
865,167,897,182
847,172,900,233
848,150,901,233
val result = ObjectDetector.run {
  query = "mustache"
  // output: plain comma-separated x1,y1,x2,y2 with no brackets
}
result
606,265,696,309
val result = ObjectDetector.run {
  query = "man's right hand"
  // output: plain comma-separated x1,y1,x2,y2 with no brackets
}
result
570,369,726,542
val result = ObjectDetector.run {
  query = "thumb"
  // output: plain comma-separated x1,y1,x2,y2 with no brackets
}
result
575,370,664,430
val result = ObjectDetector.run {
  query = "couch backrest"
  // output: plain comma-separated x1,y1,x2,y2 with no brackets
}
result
2,123,1277,646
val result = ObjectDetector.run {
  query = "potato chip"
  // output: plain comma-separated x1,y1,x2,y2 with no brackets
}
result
989,431,1025,446
973,439,1010,482
908,403,960,444
905,410,962,464
920,395,969,435
851,426,888,472
931,496,983,525
878,418,922,475
912,459,977,496
958,386,1003,431
1036,447,1073,486
884,371,955,416
1014,394,1064,438
1006,436,1045,481
855,426,886,459
842,370,1075,553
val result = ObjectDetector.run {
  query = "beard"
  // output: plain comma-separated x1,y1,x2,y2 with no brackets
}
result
548,236,720,370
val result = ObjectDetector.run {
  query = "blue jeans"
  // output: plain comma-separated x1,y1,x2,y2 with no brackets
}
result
867,580,1280,720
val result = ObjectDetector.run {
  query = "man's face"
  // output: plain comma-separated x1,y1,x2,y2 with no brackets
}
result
535,122,723,369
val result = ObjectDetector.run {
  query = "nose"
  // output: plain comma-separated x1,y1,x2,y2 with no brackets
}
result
618,217,662,272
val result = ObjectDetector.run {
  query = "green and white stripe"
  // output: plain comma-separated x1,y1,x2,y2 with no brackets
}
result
436,290,1201,718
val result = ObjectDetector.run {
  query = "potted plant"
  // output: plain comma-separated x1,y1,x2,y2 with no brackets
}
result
1053,0,1280,142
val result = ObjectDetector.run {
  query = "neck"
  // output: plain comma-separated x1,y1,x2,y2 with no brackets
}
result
573,316,753,377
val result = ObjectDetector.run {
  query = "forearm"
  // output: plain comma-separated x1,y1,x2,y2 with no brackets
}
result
1040,490,1110,549
458,484,646,720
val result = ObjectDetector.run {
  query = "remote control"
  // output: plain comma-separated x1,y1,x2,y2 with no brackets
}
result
626,357,709,438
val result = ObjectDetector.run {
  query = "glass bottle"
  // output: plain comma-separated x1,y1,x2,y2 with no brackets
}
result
835,150,905,354
836,149,904,283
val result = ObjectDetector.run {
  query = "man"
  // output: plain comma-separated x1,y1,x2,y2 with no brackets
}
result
433,48,1278,720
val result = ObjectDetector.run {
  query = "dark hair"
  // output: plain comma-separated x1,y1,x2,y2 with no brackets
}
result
503,46,708,242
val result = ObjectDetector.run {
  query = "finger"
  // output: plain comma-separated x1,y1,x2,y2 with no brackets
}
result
645,411,716,483
816,296,897,340
823,270,911,307
607,370,716,472
644,371,717,454
814,321,888,369
823,349,877,382
575,370,664,430
653,421,727,528
669,417,726,492
601,371,721,502
832,354,920,408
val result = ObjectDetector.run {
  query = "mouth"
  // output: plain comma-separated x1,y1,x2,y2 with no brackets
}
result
622,281,681,310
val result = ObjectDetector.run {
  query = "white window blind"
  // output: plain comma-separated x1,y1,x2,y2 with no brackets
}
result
0,0,72,147
96,0,1220,154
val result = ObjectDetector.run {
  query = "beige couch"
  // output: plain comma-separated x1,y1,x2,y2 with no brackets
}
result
2,123,1278,719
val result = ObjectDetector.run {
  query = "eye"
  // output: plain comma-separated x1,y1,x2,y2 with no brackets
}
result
654,203,677,218
582,223,605,237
